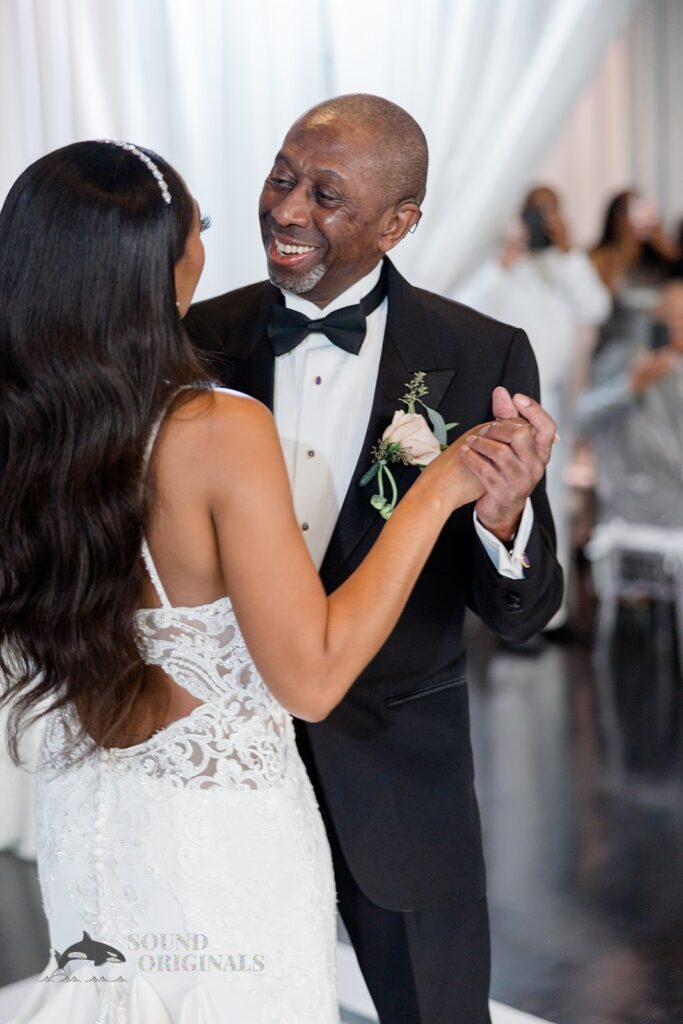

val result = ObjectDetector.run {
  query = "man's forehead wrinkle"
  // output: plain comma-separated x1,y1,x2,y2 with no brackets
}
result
279,142,381,192
277,150,348,185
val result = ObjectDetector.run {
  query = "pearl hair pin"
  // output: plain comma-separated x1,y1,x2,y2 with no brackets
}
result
100,140,172,205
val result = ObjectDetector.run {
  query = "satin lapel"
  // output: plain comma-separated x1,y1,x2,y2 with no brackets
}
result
320,329,454,587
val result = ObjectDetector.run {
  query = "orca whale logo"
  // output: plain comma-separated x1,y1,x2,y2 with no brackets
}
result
51,931,126,974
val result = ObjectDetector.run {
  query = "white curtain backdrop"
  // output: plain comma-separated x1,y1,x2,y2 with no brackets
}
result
325,0,637,291
536,0,683,247
0,0,636,302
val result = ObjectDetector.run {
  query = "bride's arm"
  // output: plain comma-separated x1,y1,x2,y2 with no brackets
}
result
205,391,485,722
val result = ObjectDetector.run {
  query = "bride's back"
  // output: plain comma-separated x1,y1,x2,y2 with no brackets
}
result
123,387,281,752
138,389,231,612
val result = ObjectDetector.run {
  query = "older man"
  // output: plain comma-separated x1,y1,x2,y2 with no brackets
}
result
186,94,562,1024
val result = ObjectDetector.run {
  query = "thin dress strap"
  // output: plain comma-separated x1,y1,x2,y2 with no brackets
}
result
140,386,194,610
140,538,172,609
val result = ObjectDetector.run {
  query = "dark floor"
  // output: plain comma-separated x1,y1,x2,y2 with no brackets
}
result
0,852,49,989
467,599,683,1024
2,599,683,1022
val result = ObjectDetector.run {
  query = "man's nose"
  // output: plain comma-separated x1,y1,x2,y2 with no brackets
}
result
270,185,310,229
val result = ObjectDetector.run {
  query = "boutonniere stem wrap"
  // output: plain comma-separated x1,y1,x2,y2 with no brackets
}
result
360,372,458,519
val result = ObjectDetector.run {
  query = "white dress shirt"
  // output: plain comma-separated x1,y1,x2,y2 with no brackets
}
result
274,261,531,577
274,263,386,569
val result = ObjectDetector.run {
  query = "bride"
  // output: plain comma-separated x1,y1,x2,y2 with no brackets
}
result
0,141,495,1023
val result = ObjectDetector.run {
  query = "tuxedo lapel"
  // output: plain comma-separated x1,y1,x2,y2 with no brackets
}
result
321,260,455,586
229,331,275,410
221,283,279,410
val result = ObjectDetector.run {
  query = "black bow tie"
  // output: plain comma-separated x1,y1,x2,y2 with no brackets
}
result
267,263,387,357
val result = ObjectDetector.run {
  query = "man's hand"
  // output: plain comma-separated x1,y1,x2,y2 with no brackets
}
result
461,386,557,542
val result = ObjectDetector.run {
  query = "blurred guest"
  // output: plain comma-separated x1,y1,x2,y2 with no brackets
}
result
588,191,681,427
576,281,683,527
458,186,610,632
669,216,683,280
590,190,680,296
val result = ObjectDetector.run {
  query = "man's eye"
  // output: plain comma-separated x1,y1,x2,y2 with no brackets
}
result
316,190,337,203
269,176,293,189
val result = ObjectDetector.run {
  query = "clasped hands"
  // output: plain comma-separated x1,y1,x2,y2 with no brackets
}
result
460,386,558,543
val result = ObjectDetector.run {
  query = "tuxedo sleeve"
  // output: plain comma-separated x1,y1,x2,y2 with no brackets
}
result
465,328,564,641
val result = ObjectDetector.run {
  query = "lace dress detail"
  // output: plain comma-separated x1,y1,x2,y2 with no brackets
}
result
125,584,292,791
14,400,339,1024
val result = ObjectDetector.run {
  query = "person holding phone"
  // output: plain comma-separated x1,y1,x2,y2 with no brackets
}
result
458,186,610,637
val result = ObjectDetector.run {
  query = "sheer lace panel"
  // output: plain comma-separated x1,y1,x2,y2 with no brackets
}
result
126,599,292,789
45,598,292,791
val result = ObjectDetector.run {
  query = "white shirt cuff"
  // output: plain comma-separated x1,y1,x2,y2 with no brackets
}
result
473,499,534,579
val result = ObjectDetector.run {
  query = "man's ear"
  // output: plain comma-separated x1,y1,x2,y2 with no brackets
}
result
378,201,422,254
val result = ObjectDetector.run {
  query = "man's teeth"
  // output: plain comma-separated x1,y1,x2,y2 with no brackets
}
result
274,240,316,255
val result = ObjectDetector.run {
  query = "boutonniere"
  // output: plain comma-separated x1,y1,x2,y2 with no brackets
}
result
359,371,457,519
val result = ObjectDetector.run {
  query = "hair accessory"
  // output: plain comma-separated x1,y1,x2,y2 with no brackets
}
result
101,140,171,204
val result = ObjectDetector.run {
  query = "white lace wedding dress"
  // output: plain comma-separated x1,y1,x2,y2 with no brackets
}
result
12,412,339,1024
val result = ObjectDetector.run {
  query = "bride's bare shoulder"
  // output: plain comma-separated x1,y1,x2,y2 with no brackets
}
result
167,387,277,460
173,386,270,424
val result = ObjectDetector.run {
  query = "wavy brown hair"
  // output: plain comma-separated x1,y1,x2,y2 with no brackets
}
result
0,141,211,762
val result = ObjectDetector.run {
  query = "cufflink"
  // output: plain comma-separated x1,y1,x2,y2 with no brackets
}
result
508,548,530,570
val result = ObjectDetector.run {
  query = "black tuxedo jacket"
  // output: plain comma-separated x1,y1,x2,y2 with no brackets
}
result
185,258,563,912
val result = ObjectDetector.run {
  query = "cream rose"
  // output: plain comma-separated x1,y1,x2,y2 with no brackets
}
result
381,411,441,466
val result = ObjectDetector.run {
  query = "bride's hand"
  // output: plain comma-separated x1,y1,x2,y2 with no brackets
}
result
418,418,529,511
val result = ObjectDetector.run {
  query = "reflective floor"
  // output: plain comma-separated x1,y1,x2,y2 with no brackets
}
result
0,851,48,991
1,598,683,1023
468,599,683,1024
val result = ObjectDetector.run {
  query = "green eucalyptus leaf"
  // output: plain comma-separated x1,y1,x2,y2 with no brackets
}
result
423,405,448,446
359,463,380,487
444,422,459,431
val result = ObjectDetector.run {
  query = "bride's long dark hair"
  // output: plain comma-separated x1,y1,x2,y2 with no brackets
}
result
0,141,211,761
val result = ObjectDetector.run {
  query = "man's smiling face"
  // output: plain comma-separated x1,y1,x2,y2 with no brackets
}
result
258,118,392,307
